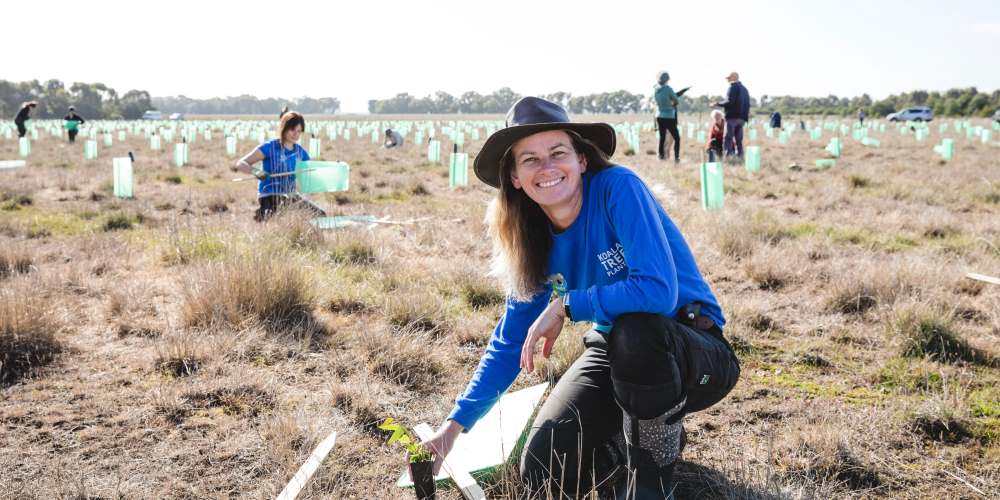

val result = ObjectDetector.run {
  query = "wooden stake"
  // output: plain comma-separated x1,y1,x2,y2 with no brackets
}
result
966,272,1000,286
274,431,338,500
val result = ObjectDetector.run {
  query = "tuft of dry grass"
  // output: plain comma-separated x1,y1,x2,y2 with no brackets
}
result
330,379,387,434
154,332,207,377
892,308,993,365
181,251,319,336
908,392,975,444
359,325,446,393
326,229,379,266
0,244,33,279
776,423,882,492
0,279,63,384
384,289,450,334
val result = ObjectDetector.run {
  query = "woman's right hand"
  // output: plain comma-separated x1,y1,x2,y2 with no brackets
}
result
421,419,464,475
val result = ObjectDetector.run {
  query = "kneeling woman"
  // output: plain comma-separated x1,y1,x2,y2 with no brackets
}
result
232,111,326,222
422,97,740,499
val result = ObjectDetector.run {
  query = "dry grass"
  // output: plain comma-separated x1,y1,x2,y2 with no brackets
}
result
1,116,998,498
0,277,64,384
181,249,319,336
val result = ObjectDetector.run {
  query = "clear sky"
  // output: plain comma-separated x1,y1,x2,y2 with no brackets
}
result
5,0,999,113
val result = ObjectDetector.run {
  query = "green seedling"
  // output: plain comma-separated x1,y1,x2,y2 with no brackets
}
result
379,418,433,463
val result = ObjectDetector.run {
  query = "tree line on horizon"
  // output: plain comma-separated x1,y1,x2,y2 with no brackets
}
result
0,79,154,120
151,95,341,116
3,79,997,119
368,87,1000,118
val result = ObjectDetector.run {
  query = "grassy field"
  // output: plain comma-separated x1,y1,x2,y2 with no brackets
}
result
1,116,998,499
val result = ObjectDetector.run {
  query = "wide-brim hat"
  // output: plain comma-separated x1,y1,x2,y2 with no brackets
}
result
473,96,616,189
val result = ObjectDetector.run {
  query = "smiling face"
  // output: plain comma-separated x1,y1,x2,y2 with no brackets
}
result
283,124,303,145
509,129,587,220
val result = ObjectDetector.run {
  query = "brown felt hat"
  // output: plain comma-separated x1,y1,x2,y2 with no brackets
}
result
473,97,616,189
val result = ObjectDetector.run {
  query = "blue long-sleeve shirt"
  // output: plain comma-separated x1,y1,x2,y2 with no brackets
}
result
447,166,725,431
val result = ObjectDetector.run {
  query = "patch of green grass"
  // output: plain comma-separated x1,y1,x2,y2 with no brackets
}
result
768,371,837,398
826,226,870,245
970,388,1000,418
163,175,183,184
23,212,93,238
161,232,229,266
785,222,820,238
875,358,944,393
878,235,920,253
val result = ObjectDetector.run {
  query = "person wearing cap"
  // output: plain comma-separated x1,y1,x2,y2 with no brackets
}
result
14,101,37,138
713,72,751,160
64,107,86,143
420,97,740,499
231,110,326,222
384,128,404,149
654,71,682,162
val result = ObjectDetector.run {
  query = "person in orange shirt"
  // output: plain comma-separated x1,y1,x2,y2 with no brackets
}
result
705,110,726,162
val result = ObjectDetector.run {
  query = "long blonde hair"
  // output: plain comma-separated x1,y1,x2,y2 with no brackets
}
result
487,129,613,301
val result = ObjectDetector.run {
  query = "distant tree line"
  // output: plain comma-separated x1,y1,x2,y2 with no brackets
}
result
371,87,1000,117
761,88,1000,117
0,79,154,120
152,95,341,115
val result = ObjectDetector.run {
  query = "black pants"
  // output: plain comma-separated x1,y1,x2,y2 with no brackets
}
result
16,123,26,138
656,118,680,160
520,313,740,498
254,194,326,222
68,129,78,143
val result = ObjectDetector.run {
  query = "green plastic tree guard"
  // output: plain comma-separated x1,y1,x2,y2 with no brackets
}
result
933,139,954,161
744,146,761,173
427,140,441,163
749,129,758,142
700,162,724,210
450,153,469,187
104,134,113,147
151,136,161,151
226,136,237,157
113,157,134,198
309,138,321,159
861,137,880,147
84,140,98,160
19,137,31,157
174,143,187,167
825,138,841,158
297,161,349,193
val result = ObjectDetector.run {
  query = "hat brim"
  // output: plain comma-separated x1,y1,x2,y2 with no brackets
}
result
473,122,616,189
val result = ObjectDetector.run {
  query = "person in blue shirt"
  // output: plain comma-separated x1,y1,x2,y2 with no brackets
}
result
232,111,326,222
654,71,681,162
420,97,740,499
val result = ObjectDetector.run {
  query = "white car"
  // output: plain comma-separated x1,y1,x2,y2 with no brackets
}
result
887,107,933,122
169,113,185,121
141,110,162,120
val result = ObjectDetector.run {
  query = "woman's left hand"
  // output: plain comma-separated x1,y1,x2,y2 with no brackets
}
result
520,298,566,373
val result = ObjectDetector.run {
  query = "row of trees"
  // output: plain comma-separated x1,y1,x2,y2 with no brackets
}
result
5,79,996,118
369,87,1000,117
0,79,154,120
759,88,1000,117
152,95,341,115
